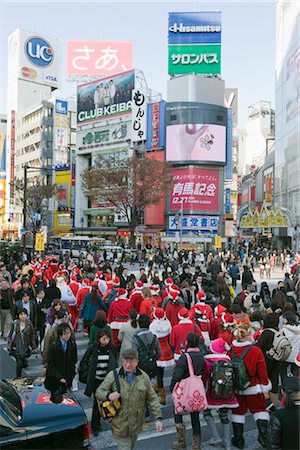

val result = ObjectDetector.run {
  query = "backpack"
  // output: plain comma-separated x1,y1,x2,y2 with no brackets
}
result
230,346,252,391
104,289,118,306
135,335,158,378
265,328,292,362
210,360,235,400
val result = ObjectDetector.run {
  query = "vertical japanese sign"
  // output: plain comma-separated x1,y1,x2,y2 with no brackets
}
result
225,188,231,214
131,87,147,142
170,167,220,213
10,111,15,201
265,174,273,203
67,41,132,77
146,101,165,150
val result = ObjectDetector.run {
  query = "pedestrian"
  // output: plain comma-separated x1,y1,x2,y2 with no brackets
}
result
35,288,50,347
150,307,174,405
79,328,118,436
165,287,185,327
15,277,35,301
280,311,300,380
42,309,74,366
231,323,271,449
14,290,37,329
132,314,161,378
170,333,205,450
107,288,133,347
81,284,108,336
228,262,240,288
139,287,158,319
241,266,254,289
7,308,36,377
46,322,77,390
118,309,139,363
89,309,111,344
45,299,64,327
170,308,202,361
0,279,15,339
95,348,163,450
267,376,300,450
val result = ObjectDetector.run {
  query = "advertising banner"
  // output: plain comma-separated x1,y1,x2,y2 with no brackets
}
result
132,87,147,142
145,151,165,226
77,121,130,151
10,111,15,201
8,28,60,88
0,135,6,171
168,44,221,75
168,12,222,45
35,233,45,252
146,101,165,149
166,102,227,126
67,41,132,77
166,123,226,163
170,167,219,213
225,188,231,214
265,174,273,203
168,215,219,231
77,70,134,125
54,167,71,213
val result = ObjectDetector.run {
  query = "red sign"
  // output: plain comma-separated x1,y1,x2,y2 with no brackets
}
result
35,393,78,407
117,230,131,237
67,41,132,77
170,167,219,213
151,102,160,149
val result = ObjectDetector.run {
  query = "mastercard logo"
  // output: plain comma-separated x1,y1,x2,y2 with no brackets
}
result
21,66,37,79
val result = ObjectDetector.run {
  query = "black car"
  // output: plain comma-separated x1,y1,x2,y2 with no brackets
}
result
0,377,94,449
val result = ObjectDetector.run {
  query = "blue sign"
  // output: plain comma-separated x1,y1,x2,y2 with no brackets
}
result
225,188,231,214
169,215,219,231
56,99,68,115
225,108,233,180
168,12,222,45
25,37,54,68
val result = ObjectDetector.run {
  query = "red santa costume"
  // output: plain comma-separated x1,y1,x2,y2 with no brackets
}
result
76,278,91,309
68,275,82,330
161,277,173,300
210,304,227,340
31,269,47,289
58,264,68,278
102,277,120,303
49,258,59,277
149,308,174,368
150,285,163,307
165,291,184,327
189,291,213,347
170,308,202,361
107,288,132,346
218,313,235,345
229,325,271,448
129,280,144,312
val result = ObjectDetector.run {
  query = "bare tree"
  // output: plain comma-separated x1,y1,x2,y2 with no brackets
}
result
82,154,172,247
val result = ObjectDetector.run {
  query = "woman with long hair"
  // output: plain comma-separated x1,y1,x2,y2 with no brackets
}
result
139,287,158,320
170,333,205,450
45,299,63,327
118,309,139,362
259,281,271,308
81,285,108,336
89,310,111,344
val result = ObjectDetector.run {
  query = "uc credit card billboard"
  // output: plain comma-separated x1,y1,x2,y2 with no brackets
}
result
168,12,222,44
169,167,220,213
77,70,134,125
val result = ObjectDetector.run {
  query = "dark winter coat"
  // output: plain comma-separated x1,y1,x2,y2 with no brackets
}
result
46,338,77,388
170,348,205,392
267,403,300,449
14,300,37,328
78,343,118,397
7,319,36,355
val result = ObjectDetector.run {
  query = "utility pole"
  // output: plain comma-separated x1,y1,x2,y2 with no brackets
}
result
22,164,28,251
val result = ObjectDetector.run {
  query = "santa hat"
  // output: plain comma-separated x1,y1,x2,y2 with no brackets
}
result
107,280,114,287
178,307,189,320
150,284,160,294
295,353,300,367
91,280,99,287
170,290,180,301
105,274,112,282
59,264,66,271
197,290,206,301
194,305,208,318
169,284,180,294
214,305,227,318
210,338,231,354
96,271,103,278
112,277,120,286
134,280,144,290
153,308,165,320
34,270,43,277
118,288,128,300
82,278,91,286
30,259,37,266
73,267,81,274
222,313,235,327
165,277,173,286
70,275,78,282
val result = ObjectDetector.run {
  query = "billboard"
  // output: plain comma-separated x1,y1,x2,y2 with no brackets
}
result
8,28,60,88
67,40,132,77
77,121,131,151
166,102,227,126
132,88,147,142
170,167,220,213
54,166,71,212
77,70,134,125
168,44,221,75
168,215,219,231
166,123,226,164
145,151,165,226
168,12,222,44
146,101,165,149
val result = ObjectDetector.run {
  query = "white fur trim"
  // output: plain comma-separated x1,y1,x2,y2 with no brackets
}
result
157,359,175,368
174,353,181,361
178,318,193,324
232,340,252,347
204,354,231,361
109,321,127,330
231,414,246,424
208,402,239,409
238,380,272,396
253,412,270,421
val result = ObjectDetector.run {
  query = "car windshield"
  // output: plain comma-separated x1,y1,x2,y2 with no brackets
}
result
0,380,22,422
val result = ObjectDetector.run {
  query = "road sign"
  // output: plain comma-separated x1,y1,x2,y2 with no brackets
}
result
35,233,45,251
214,235,222,248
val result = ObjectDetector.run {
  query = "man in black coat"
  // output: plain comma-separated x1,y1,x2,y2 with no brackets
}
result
46,323,77,390
14,290,37,329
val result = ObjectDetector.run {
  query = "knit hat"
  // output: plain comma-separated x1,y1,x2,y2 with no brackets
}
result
134,280,144,290
178,307,189,320
214,304,227,318
210,338,231,354
295,353,300,367
165,277,173,286
118,288,128,300
153,308,165,320
221,313,235,327
197,290,206,301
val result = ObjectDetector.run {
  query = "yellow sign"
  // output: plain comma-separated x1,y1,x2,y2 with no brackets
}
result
35,233,45,251
240,203,291,229
215,235,222,248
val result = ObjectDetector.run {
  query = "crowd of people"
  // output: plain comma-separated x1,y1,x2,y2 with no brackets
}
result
0,246,299,450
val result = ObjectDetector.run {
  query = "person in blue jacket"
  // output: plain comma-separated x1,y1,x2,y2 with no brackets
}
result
81,284,108,336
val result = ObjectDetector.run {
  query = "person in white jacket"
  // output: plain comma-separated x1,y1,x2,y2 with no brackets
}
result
281,311,300,380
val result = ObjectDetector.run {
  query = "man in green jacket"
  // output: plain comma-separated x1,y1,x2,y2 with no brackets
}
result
96,348,163,449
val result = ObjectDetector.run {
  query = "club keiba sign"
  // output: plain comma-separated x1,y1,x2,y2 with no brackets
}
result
77,70,134,125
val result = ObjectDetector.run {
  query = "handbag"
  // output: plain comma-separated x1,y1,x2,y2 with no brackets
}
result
172,353,207,415
97,370,122,420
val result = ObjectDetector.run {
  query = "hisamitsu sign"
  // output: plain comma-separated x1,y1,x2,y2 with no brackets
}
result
168,12,222,44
